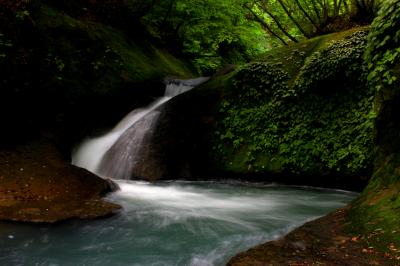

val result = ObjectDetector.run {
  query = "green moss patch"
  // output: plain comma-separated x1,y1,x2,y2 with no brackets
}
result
210,28,374,184
348,156,400,256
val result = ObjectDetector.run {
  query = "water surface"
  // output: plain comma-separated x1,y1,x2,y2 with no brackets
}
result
0,181,356,266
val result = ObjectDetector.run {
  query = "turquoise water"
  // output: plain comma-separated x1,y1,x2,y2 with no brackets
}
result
0,181,356,266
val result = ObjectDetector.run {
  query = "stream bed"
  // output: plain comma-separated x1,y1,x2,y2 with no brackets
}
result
0,180,356,266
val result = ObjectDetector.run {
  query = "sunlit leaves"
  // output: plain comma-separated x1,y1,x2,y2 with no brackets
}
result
141,0,269,73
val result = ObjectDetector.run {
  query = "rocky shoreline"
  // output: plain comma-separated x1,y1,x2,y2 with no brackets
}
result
0,139,121,223
228,207,398,265
1,139,398,265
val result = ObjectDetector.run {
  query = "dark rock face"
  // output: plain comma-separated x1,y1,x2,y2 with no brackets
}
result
142,84,221,180
112,82,221,181
106,81,219,180
99,111,166,180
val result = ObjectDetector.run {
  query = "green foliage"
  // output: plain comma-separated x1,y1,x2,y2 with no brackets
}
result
142,0,269,73
347,0,400,255
214,30,374,176
6,0,381,75
248,0,381,46
0,32,12,60
365,0,400,91
295,30,369,93
38,5,191,88
140,0,382,73
231,62,291,106
15,10,30,20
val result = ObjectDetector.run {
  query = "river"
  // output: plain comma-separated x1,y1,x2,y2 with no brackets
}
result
0,180,356,266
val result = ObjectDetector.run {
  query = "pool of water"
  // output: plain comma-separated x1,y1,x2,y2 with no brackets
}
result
0,181,356,266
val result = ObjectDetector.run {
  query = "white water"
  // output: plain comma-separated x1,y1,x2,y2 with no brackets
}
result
0,181,357,266
72,77,209,178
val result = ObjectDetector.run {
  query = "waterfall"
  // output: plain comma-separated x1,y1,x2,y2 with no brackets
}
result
72,77,209,179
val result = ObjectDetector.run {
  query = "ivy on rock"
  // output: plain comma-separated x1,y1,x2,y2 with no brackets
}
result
365,0,400,91
214,30,374,178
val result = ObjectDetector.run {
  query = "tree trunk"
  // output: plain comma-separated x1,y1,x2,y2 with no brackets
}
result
161,0,176,26
333,0,339,17
293,0,321,32
309,0,323,24
343,0,350,14
257,2,299,43
245,5,288,45
276,0,311,38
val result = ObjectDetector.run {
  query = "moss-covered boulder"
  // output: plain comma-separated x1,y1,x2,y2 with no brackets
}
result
185,28,374,190
138,28,374,189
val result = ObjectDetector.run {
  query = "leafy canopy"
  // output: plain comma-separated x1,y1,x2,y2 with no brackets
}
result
139,0,381,73
142,0,269,73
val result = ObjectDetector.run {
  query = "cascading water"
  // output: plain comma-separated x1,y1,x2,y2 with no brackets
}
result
24,76,361,266
72,77,209,179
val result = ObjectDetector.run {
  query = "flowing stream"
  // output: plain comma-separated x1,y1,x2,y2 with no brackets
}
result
0,181,356,266
0,78,358,265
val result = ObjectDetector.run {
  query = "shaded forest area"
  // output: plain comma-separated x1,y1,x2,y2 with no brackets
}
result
1,0,381,73
1,0,400,264
0,0,382,150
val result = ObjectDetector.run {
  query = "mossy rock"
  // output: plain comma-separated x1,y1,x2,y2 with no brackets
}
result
348,154,400,255
202,28,374,189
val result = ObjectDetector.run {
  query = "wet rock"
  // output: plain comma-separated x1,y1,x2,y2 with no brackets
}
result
128,81,220,180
